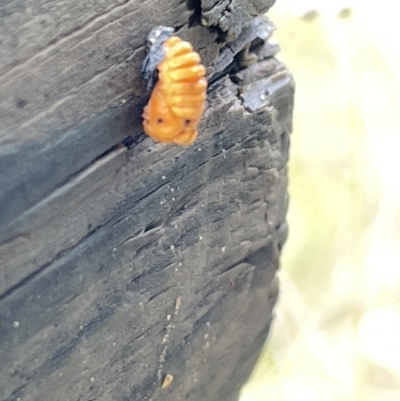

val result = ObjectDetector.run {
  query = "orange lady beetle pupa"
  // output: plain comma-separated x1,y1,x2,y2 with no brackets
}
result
142,26,207,146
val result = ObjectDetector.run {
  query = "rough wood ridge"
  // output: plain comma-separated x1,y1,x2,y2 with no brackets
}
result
0,1,293,400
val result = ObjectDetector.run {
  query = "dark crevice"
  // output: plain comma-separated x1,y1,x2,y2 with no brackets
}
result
134,180,171,205
121,134,145,149
146,286,172,304
186,0,202,27
215,29,228,44
109,215,131,230
174,23,185,33
143,220,162,233
4,383,29,401
117,322,162,359
217,260,244,276
208,61,238,86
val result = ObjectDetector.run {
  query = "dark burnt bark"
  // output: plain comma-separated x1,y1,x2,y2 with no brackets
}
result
0,1,293,400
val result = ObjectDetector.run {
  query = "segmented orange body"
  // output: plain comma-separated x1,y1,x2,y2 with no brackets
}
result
142,36,207,145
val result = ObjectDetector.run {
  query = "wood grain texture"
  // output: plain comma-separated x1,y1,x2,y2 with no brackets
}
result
0,0,191,234
0,1,293,400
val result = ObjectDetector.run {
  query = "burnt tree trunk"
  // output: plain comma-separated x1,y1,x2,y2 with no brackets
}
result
0,1,294,400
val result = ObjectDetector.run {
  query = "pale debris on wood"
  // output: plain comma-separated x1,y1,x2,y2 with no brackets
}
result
161,373,174,389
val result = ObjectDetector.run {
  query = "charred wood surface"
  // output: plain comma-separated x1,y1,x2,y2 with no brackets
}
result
0,1,293,400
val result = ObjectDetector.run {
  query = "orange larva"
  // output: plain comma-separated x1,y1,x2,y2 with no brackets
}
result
142,27,207,146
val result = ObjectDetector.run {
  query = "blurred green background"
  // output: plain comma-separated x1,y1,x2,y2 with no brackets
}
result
240,1,400,400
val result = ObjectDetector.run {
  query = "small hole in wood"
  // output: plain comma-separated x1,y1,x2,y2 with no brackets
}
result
16,99,27,109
